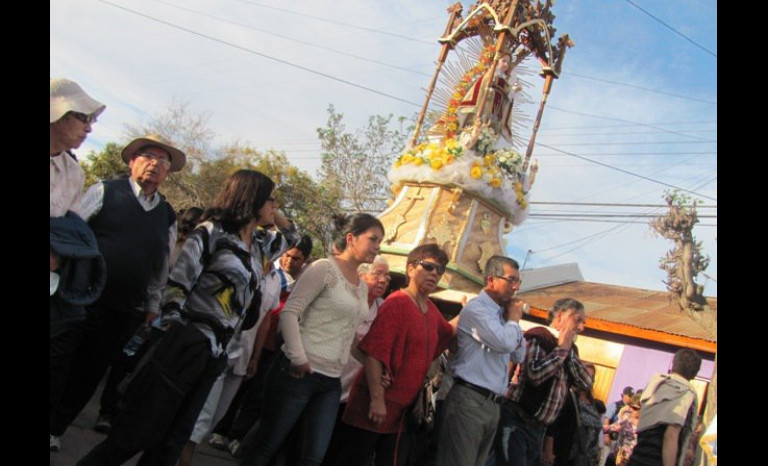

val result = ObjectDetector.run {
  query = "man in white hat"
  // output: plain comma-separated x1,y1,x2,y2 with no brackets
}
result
50,77,105,218
50,135,187,451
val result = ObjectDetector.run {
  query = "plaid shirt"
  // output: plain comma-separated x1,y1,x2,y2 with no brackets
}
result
508,331,593,425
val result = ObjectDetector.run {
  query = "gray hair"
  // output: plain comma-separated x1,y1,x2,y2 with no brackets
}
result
547,297,585,324
358,255,389,275
483,255,520,283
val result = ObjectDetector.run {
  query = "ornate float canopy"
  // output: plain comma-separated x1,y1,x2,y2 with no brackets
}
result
380,1,571,292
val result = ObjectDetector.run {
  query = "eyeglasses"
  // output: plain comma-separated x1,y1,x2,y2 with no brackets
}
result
137,152,171,167
370,270,391,281
69,111,98,124
413,260,446,275
495,275,522,285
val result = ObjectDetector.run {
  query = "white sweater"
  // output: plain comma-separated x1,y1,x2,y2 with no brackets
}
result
279,257,369,377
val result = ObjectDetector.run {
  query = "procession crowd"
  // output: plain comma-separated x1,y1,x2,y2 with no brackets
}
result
51,77,705,466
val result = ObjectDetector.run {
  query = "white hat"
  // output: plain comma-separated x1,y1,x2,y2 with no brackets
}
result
121,134,187,172
50,78,106,123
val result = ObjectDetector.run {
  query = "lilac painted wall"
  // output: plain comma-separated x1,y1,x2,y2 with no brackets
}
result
606,345,715,405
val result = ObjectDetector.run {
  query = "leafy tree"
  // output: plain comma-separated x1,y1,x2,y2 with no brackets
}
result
317,104,408,213
81,142,128,187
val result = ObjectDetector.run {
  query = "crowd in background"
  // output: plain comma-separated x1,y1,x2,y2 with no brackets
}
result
51,77,710,466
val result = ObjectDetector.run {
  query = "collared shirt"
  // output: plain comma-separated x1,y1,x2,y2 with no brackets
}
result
451,290,526,395
75,177,176,314
508,330,593,425
274,259,296,293
50,151,85,217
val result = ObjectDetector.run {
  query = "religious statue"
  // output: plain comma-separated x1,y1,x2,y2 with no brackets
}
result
456,52,521,142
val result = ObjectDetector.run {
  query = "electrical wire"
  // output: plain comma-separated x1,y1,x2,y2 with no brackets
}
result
622,0,717,58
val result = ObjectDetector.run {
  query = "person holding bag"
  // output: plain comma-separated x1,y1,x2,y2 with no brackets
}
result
78,169,297,466
333,244,457,466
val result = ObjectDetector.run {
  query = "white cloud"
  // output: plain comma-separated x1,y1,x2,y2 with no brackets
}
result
51,0,716,296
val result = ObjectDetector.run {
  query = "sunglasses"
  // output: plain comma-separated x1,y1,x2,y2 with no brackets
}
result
69,111,98,124
413,260,446,275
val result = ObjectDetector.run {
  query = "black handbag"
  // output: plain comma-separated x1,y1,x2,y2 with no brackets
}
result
408,377,435,430
407,304,436,431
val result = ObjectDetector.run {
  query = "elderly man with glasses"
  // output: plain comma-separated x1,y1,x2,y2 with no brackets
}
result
50,135,187,451
436,255,528,466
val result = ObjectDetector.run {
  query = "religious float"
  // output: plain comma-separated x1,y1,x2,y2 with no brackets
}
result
378,0,572,293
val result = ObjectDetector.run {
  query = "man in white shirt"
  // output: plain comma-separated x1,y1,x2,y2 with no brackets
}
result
50,135,187,449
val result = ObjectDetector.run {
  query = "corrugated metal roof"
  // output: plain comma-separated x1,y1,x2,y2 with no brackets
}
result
518,281,717,343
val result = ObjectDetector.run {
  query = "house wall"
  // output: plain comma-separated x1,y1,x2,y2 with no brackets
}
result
607,345,715,407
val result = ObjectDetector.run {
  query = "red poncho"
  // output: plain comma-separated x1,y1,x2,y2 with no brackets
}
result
343,290,454,433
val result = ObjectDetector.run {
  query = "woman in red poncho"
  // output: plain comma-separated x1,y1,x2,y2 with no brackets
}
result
334,243,457,466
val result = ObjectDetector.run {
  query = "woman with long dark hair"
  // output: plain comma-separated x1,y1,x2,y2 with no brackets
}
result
240,213,385,466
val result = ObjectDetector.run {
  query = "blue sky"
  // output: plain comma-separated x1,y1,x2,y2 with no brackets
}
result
51,0,717,296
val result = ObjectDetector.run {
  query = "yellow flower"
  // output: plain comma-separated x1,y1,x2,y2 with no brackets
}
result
394,160,402,168
484,155,495,167
414,158,424,166
445,138,457,149
470,166,483,179
490,178,501,188
431,159,443,170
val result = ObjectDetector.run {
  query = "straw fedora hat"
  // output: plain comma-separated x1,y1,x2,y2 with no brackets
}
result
50,78,106,123
121,134,187,172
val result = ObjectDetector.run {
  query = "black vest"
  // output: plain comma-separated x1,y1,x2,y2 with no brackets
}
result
89,178,175,309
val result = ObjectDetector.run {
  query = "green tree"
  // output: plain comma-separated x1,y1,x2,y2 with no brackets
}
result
81,142,128,188
317,104,408,213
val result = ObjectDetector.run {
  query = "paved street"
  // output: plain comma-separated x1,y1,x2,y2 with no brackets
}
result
50,380,238,466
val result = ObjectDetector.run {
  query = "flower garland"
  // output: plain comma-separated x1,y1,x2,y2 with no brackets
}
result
395,137,526,193
442,45,496,139
395,138,465,170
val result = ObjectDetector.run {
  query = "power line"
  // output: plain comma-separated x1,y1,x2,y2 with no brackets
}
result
241,0,716,105
98,0,422,107
527,218,716,226
155,0,433,78
547,106,712,141
544,120,716,130
538,143,717,202
531,201,716,208
567,72,716,105
530,213,716,219
233,0,436,45
538,140,716,147
623,0,717,58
